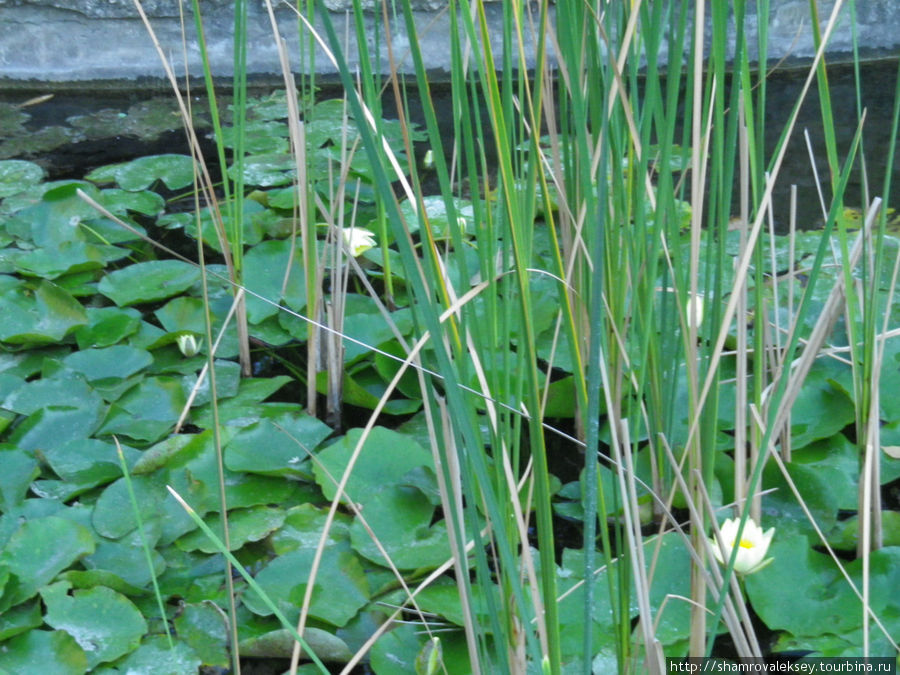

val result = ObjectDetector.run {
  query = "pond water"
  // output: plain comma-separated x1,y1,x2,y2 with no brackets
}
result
3,59,899,229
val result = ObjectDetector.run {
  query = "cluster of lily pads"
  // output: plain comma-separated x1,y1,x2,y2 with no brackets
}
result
0,89,899,673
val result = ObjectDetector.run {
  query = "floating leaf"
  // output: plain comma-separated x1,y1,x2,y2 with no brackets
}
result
112,154,195,191
173,603,228,667
98,260,200,306
225,412,331,477
0,445,39,511
8,402,105,453
242,238,307,323
0,516,95,607
238,627,351,662
0,599,41,641
315,427,433,504
83,525,165,589
175,506,286,554
349,485,451,570
98,376,187,443
63,345,152,383
42,581,147,669
0,629,88,675
75,306,142,349
244,545,369,627
0,280,87,345
0,160,44,199
97,635,201,674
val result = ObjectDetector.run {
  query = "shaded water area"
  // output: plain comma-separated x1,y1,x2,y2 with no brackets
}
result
3,59,900,228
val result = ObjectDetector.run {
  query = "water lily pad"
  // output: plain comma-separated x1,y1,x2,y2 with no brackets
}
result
100,188,164,217
225,411,331,477
242,237,308,323
0,160,44,199
243,545,369,627
0,599,41,641
789,361,856,450
2,370,99,415
98,376,187,443
83,525,165,590
41,438,136,491
98,260,200,307
315,427,433,504
175,505,286,553
0,629,88,675
0,445,39,511
229,153,295,187
75,306,142,349
0,516,95,608
111,154,195,191
238,627,351,662
0,280,87,345
269,504,352,555
180,359,241,406
8,402,105,453
92,474,189,542
745,537,900,637
173,603,228,667
349,485,451,570
95,635,201,674
42,581,147,669
62,345,152,383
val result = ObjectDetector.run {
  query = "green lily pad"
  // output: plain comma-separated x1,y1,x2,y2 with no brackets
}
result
95,635,201,674
228,153,295,187
110,154,195,191
99,188,164,217
75,306,142,349
0,160,44,199
92,473,193,544
62,345,153,383
42,581,147,669
98,260,200,307
0,629,87,675
0,445,39,511
0,280,87,345
238,627,351,662
83,525,165,589
2,370,100,415
242,238,308,323
0,599,41,641
173,603,228,667
745,537,900,637
225,411,332,477
180,359,241,406
0,516,95,608
243,544,369,628
98,376,187,443
789,361,856,450
269,504,352,555
349,485,451,570
41,438,135,489
175,505,286,554
8,402,105,453
315,427,433,504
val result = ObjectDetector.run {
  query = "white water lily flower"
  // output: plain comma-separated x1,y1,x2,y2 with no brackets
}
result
175,333,201,357
711,516,775,575
686,294,704,330
341,227,377,257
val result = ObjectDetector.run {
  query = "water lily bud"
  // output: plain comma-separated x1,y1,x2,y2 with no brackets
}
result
710,516,775,575
341,227,377,257
687,294,704,330
176,333,201,357
423,149,434,169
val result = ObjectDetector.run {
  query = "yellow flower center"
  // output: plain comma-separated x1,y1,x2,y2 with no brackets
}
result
738,538,754,549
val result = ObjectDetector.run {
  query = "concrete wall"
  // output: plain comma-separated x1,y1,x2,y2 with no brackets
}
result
0,1,898,88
